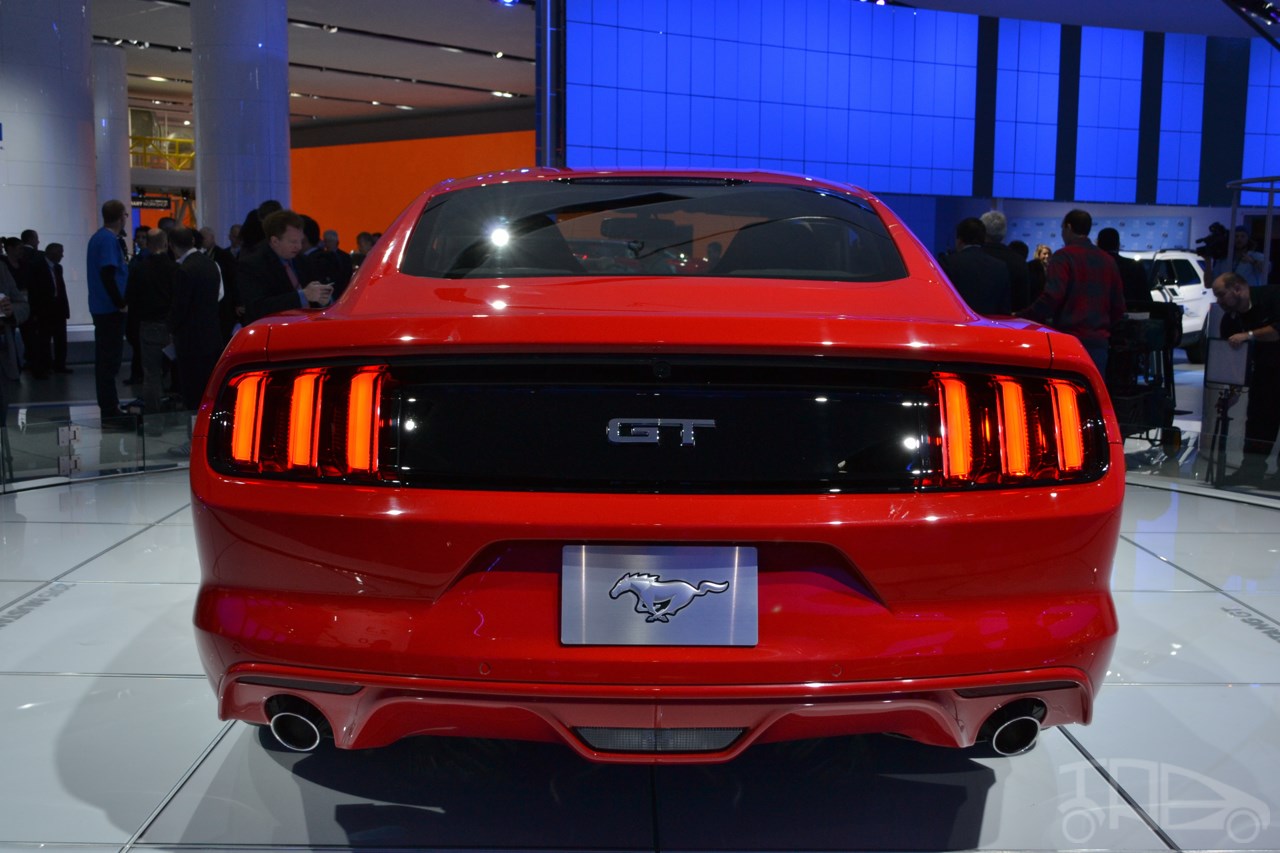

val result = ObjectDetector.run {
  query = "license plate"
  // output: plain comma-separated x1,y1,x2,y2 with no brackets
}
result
561,545,758,646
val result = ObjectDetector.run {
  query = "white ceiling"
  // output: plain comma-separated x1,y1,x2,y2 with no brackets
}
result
92,0,538,130
92,0,1263,135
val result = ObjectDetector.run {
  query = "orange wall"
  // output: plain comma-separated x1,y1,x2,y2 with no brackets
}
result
291,130,536,250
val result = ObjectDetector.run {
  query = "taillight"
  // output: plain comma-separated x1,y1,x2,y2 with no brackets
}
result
936,376,972,480
229,371,267,464
207,361,1105,492
212,365,392,481
927,371,1103,486
346,368,384,474
288,369,324,469
1050,379,1085,471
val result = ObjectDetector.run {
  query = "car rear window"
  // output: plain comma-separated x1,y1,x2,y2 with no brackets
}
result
400,178,908,281
1140,258,1203,288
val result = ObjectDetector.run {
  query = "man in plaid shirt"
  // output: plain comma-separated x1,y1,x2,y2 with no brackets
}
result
1016,208,1125,377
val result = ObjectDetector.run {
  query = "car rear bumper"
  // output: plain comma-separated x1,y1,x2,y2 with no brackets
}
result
191,440,1124,760
215,662,1096,764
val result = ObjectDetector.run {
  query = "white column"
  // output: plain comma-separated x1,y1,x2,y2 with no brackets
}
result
0,0,97,326
91,43,132,210
191,0,291,239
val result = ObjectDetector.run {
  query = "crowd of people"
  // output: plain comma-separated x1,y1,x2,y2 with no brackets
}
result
1,229,69,432
1,200,378,437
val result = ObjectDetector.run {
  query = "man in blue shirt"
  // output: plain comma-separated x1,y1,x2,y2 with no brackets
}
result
86,199,131,429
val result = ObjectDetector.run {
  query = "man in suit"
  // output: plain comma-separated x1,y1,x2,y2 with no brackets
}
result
939,217,1013,315
127,230,180,433
1095,228,1153,310
200,226,241,343
237,209,332,325
322,229,354,297
1,259,31,436
237,199,282,257
168,227,224,413
979,210,1032,312
23,242,74,376
14,235,50,379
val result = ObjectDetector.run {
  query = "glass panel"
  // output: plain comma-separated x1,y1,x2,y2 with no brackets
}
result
2,404,192,493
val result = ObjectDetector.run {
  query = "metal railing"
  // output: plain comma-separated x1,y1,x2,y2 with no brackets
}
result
129,135,195,171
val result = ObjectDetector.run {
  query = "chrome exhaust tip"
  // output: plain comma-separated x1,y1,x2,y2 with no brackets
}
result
989,715,1041,756
269,710,323,752
265,696,331,752
978,697,1046,756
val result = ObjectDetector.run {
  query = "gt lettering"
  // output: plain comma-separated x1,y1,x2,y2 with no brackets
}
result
607,418,716,446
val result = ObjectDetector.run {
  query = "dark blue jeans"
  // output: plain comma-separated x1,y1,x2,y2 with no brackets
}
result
1081,337,1109,380
93,311,126,416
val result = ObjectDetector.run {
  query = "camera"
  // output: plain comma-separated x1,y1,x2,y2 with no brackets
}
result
1195,222,1229,261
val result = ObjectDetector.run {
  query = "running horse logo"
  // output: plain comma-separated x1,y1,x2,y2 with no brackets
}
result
609,573,730,623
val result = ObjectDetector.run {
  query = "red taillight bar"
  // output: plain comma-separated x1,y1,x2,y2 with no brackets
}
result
346,368,384,473
288,370,325,469
936,375,972,480
932,372,1097,485
996,379,1029,477
220,365,388,479
1050,379,1085,471
230,372,268,464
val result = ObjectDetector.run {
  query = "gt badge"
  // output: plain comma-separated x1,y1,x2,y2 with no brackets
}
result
607,418,716,445
609,572,730,622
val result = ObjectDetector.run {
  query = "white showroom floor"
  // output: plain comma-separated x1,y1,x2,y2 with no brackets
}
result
0,467,1278,852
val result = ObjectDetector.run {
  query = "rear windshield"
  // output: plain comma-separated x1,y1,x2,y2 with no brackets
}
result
400,178,908,281
1139,258,1204,288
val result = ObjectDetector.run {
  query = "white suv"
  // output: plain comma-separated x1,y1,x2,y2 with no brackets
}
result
1120,250,1212,362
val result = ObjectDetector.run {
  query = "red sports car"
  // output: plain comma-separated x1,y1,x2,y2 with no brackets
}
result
191,168,1122,764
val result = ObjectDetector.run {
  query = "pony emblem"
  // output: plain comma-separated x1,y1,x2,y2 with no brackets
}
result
609,572,730,623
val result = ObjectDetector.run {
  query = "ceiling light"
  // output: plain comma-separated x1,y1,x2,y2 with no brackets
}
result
495,51,504,58
395,104,413,110
290,92,301,97
183,120,191,126
1235,1,1280,25
148,76,167,82
491,91,514,98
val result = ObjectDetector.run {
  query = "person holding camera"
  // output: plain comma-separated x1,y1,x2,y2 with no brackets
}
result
1225,226,1270,287
1213,272,1280,486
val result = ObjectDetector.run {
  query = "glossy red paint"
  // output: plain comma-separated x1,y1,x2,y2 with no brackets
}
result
191,168,1123,762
